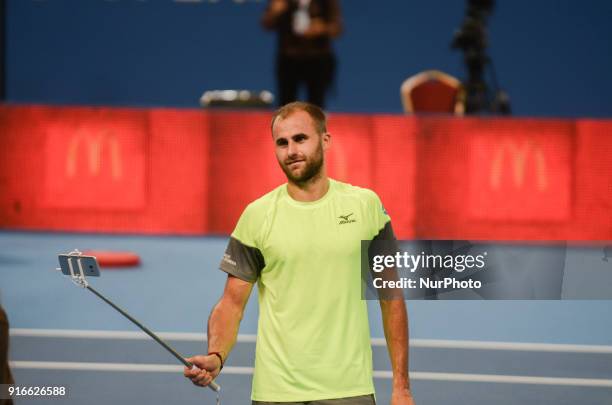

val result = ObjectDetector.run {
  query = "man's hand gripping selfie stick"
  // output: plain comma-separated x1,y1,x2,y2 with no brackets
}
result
56,249,220,393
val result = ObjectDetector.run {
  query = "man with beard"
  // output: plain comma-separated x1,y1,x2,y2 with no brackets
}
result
184,102,415,405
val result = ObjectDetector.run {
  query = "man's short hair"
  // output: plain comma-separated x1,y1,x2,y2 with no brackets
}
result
271,102,327,135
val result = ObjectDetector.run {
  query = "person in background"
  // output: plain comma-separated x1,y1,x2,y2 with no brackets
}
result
1,303,14,405
261,0,342,109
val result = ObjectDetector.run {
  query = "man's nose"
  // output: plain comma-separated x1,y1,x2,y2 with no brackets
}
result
287,141,298,157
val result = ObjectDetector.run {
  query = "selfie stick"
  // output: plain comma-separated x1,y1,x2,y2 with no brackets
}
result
56,250,220,393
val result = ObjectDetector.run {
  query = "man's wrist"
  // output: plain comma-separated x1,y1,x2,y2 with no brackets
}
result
208,351,224,370
392,386,413,399
392,375,410,391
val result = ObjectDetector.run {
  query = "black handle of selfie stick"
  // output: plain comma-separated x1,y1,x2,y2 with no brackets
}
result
85,285,220,392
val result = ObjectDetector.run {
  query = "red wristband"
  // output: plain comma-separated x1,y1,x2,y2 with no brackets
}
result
208,352,224,370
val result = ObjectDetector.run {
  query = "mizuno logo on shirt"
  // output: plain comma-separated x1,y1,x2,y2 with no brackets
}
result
338,213,357,225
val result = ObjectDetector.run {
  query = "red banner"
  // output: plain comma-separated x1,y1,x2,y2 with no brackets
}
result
467,120,572,221
43,108,147,210
0,104,610,240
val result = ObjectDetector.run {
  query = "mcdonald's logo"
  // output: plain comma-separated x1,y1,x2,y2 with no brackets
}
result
489,139,547,191
66,130,122,180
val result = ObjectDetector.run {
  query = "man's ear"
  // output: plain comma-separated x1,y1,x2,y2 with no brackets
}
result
322,132,332,151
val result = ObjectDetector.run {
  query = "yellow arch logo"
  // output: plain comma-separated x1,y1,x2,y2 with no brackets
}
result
489,139,547,191
66,130,122,180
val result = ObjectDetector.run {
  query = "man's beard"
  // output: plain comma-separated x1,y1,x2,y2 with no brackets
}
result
280,141,324,185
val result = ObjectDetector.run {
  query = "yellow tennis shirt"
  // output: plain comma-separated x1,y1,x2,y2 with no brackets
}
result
220,179,393,401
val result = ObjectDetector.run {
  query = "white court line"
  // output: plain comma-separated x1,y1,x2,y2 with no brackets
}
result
9,361,250,374
10,329,612,354
10,361,612,388
384,370,612,388
10,328,221,342
390,339,612,354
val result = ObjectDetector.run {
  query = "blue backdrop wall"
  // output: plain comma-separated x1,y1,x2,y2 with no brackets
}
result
6,0,612,117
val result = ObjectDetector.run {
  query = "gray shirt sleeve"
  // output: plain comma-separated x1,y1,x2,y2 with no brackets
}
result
219,236,265,283
372,221,396,241
369,221,399,258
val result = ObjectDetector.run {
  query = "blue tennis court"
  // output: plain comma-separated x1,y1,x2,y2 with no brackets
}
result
2,231,612,404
